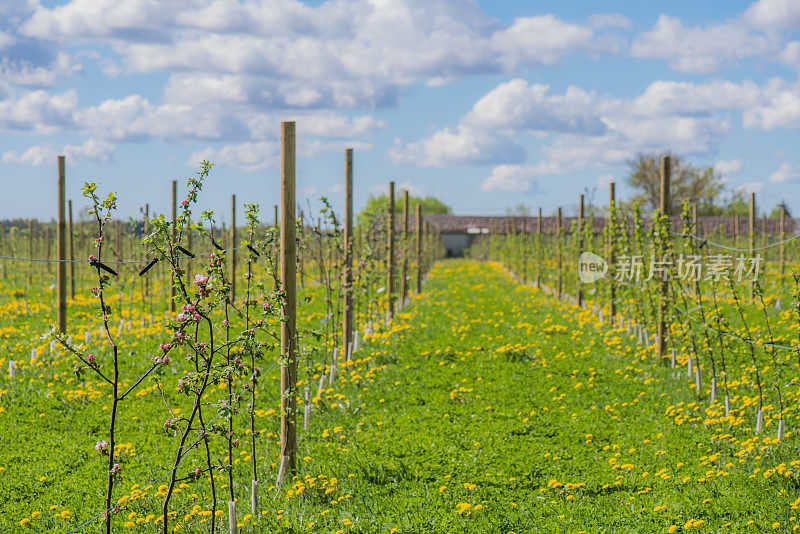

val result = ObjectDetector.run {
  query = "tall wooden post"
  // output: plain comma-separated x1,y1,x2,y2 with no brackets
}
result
57,156,67,333
27,219,32,288
416,204,422,293
170,180,177,313
279,121,297,474
780,205,786,282
749,192,755,298
274,205,278,228
68,199,75,299
556,207,562,299
401,190,409,306
609,182,616,323
144,203,150,307
536,207,542,287
343,148,353,360
387,181,395,320
577,195,584,308
657,156,671,357
231,195,237,303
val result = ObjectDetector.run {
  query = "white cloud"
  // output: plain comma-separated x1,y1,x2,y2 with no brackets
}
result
715,159,743,175
768,162,800,182
2,138,114,166
744,0,800,30
187,141,279,172
489,15,601,71
394,74,800,174
481,165,537,193
187,138,371,171
779,41,800,69
0,30,15,50
390,125,525,167
0,89,77,134
0,52,83,88
464,79,606,135
743,82,800,129
631,15,775,73
74,94,245,141
627,79,763,115
20,0,618,111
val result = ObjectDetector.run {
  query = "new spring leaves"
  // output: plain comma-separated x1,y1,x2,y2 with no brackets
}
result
578,252,763,284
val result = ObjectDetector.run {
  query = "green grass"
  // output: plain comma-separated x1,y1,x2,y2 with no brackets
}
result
3,259,800,532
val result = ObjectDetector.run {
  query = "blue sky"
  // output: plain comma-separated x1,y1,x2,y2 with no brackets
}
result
1,0,799,223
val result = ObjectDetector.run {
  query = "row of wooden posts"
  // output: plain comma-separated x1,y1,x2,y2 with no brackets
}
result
49,122,438,475
533,156,776,360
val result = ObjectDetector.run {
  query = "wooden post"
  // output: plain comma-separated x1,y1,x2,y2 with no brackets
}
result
279,121,297,474
343,148,353,361
749,192,755,298
536,207,542,287
170,180,177,313
387,181,395,320
115,219,122,262
401,190,409,306
144,203,150,309
416,204,422,293
57,156,67,333
68,199,75,300
556,207,562,299
692,204,699,296
577,195,584,308
609,182,616,323
780,204,785,282
231,194,237,303
657,156,671,357
27,219,32,288
274,204,278,228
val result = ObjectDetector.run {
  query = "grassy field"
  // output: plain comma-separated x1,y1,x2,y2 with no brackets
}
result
3,260,800,532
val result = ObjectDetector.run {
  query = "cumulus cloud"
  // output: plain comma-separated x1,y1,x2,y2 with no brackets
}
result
187,141,279,172
631,15,775,73
389,125,526,167
2,138,114,166
481,164,537,193
768,162,800,183
744,0,800,30
715,159,743,176
0,89,77,134
743,82,800,129
188,138,371,171
464,79,606,135
19,0,618,111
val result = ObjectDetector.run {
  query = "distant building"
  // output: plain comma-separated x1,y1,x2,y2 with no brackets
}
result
421,214,798,257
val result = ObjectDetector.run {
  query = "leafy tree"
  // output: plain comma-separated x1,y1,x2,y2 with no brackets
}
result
626,152,728,215
357,193,451,228
769,201,792,219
